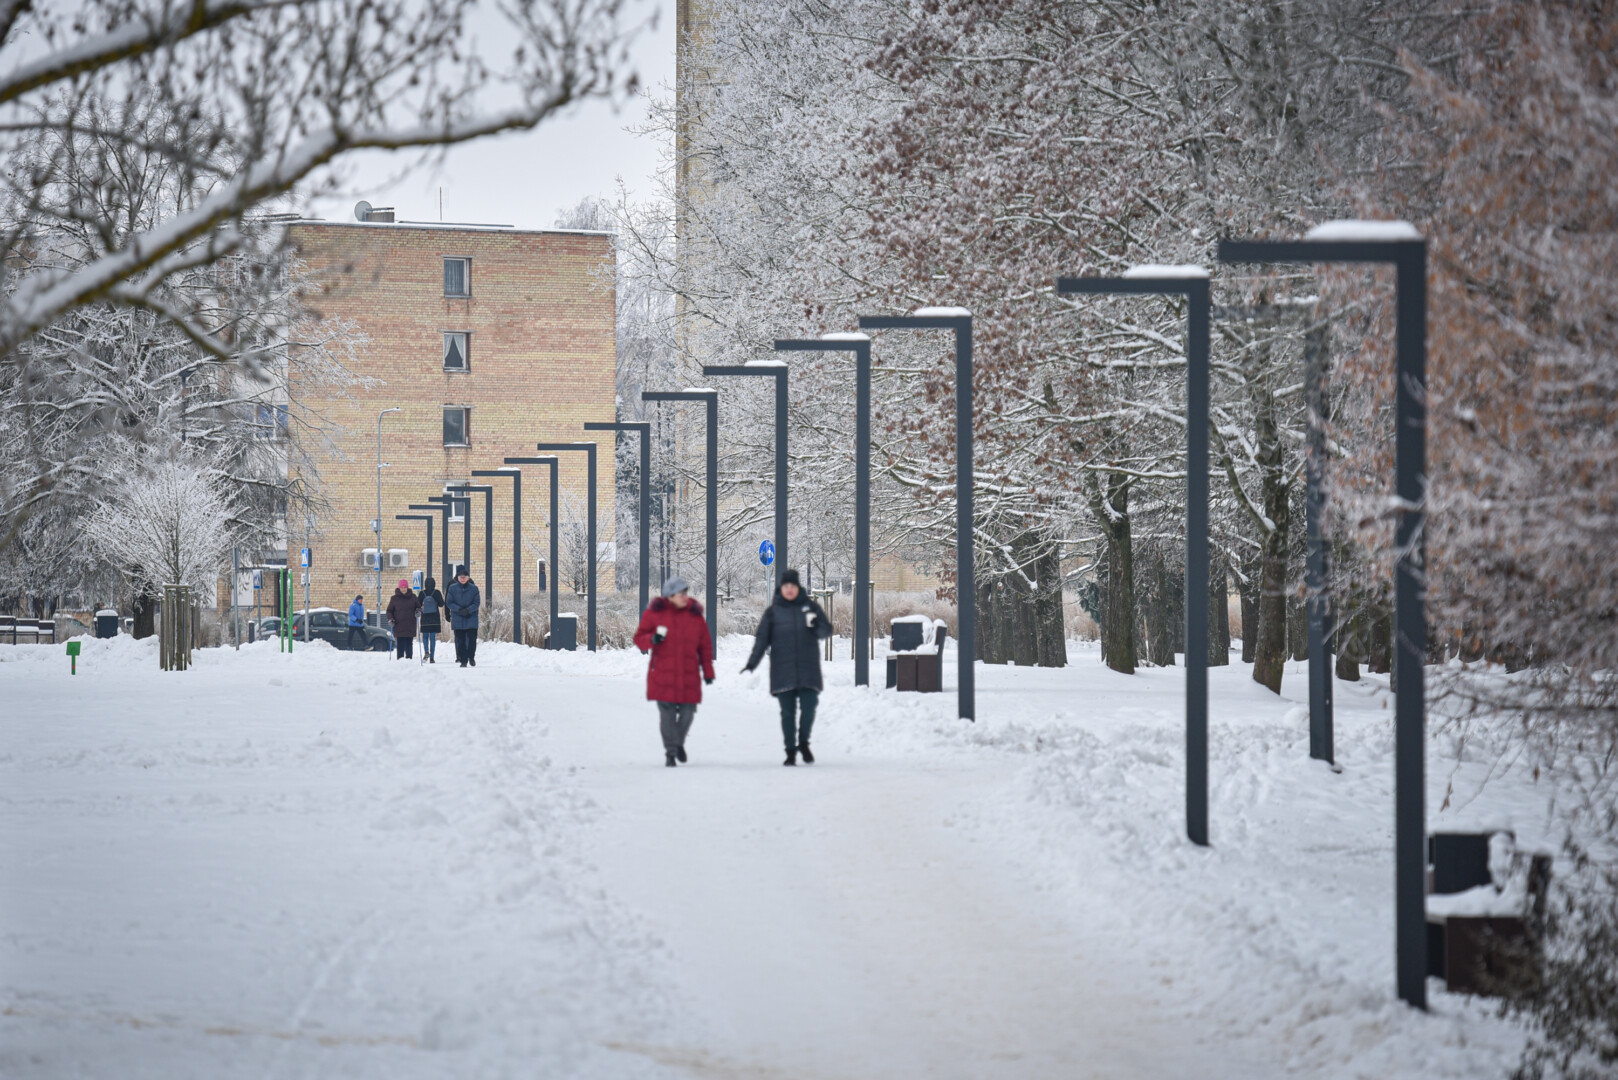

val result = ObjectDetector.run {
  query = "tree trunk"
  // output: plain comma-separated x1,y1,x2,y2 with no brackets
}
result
1099,479,1137,674
1368,602,1392,674
1209,557,1230,666
1237,564,1258,664
1287,592,1309,661
1036,544,1068,668
131,587,157,639
1146,551,1175,667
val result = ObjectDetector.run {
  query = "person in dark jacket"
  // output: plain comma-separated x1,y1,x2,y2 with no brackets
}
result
417,576,445,664
743,568,833,765
446,565,481,667
632,577,716,767
385,580,419,659
346,595,367,650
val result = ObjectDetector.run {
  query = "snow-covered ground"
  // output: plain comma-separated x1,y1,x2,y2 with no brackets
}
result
1,632,1543,1077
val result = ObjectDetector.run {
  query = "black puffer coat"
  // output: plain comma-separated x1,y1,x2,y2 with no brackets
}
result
745,590,833,694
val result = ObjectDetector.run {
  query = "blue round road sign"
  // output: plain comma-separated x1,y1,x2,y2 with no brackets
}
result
758,540,775,566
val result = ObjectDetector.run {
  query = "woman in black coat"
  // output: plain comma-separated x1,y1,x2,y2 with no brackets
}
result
418,576,445,664
743,568,833,765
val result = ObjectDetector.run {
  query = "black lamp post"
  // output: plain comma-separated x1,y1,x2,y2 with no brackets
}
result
428,494,472,579
414,499,455,585
773,333,873,686
447,484,495,601
584,421,653,614
472,468,523,644
1057,267,1212,847
642,389,719,647
532,443,601,651
702,361,788,589
503,456,561,645
394,513,434,591
857,308,975,722
1219,220,1429,1009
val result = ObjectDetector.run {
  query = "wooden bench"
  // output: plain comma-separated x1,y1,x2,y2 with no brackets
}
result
1425,831,1550,996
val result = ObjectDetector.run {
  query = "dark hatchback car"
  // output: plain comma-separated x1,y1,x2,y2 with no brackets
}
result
291,608,391,651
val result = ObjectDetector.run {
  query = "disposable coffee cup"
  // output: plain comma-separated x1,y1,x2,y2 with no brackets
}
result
805,612,815,626
656,625,668,636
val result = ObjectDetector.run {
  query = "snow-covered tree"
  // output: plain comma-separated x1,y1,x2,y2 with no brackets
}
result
83,455,238,596
0,0,639,359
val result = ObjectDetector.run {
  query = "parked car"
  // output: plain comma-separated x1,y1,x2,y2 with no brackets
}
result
291,608,391,651
251,616,283,641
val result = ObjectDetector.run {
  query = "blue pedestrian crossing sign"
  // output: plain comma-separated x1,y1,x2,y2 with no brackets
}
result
758,540,775,566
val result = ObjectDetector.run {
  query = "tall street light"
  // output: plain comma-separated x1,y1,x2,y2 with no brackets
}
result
533,442,602,651
426,494,469,584
583,421,653,615
472,468,523,644
1219,220,1429,1009
394,513,434,590
503,457,560,645
773,333,873,687
642,389,719,647
447,483,494,601
703,361,788,588
375,407,402,617
1057,266,1212,847
857,308,975,722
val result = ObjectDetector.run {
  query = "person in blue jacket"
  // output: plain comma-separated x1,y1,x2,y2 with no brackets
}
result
446,565,481,667
346,595,366,650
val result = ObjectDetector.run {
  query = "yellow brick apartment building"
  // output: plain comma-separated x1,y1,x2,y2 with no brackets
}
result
288,217,616,612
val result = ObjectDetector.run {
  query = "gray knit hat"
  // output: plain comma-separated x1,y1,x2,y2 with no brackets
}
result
661,576,690,598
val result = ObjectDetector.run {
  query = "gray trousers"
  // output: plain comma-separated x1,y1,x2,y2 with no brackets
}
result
657,702,697,752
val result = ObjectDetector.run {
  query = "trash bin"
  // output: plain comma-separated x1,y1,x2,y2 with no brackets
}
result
547,612,578,651
95,609,120,639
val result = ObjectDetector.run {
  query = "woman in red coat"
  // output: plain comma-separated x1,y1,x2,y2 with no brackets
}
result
632,577,716,767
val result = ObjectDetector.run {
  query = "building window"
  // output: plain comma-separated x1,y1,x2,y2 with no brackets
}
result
445,483,467,522
443,257,470,297
443,332,469,371
252,403,289,439
443,406,470,447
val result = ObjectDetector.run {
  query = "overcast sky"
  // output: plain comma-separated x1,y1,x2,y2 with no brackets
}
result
306,5,674,230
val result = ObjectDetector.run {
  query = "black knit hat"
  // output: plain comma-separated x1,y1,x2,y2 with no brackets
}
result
778,568,801,589
455,564,468,577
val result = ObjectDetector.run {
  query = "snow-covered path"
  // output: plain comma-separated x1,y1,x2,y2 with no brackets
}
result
1,633,1542,1078
519,659,1234,1079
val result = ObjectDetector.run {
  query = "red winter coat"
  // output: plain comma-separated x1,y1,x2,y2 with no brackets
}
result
633,597,716,704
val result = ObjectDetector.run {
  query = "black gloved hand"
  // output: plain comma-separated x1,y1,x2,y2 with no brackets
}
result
704,676,714,686
653,629,667,644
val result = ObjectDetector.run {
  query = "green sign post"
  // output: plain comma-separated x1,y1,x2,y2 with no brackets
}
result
65,640,80,674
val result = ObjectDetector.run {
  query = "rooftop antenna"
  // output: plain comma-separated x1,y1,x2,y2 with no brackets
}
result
353,200,372,222
439,187,443,222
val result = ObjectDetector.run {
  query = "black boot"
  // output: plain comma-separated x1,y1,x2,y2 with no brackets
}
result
798,742,814,764
666,752,678,767
675,745,688,763
783,749,797,766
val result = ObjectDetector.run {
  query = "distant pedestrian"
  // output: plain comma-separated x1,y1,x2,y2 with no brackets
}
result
447,565,481,667
346,595,367,650
633,576,715,767
742,568,833,766
418,576,445,664
385,580,419,659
